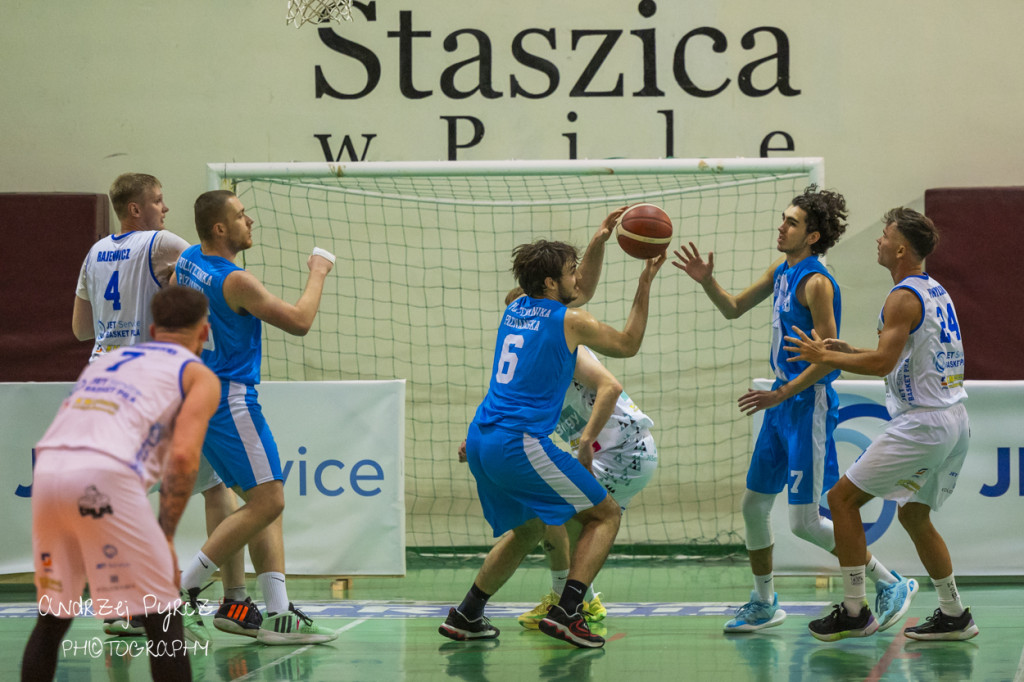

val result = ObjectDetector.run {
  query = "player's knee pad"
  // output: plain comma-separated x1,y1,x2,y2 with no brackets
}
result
741,490,776,551
788,502,835,551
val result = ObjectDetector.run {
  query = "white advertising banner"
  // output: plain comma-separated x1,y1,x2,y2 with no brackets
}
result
0,381,405,576
758,379,1024,576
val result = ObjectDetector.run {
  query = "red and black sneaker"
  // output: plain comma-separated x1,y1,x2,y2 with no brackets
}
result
438,607,500,641
213,597,263,638
539,604,606,649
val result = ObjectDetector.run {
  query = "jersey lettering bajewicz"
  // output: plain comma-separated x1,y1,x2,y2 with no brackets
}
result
35,342,201,490
880,274,967,417
77,230,189,361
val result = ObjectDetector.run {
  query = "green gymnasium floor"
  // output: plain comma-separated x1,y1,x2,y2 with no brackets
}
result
2,556,1020,681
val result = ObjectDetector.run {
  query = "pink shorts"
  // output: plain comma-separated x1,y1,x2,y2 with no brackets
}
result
32,450,179,619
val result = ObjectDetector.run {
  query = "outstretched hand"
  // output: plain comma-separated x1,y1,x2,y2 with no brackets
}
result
641,251,669,282
783,326,827,363
597,206,628,244
672,242,714,284
737,388,784,416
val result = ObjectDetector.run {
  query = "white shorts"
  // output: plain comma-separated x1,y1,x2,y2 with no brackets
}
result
192,454,223,495
592,431,658,510
846,402,969,510
32,450,179,619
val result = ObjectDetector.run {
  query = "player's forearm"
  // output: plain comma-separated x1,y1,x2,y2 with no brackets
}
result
578,382,621,446
613,277,654,357
287,272,329,336
776,363,834,401
574,233,607,306
158,455,198,539
699,277,744,319
818,349,895,377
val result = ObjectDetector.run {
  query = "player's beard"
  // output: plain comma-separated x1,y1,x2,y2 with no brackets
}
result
556,281,578,306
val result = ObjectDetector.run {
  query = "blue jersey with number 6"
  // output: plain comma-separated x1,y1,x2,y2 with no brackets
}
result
472,295,576,437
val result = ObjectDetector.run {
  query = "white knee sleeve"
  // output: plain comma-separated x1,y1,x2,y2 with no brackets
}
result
742,490,776,551
788,502,836,552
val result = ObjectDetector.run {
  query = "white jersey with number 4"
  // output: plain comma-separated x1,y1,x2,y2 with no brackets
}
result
881,274,967,417
36,342,201,490
76,230,189,360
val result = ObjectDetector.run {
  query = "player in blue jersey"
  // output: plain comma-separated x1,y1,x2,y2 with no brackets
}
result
439,209,668,649
174,190,337,645
673,186,915,635
786,208,976,641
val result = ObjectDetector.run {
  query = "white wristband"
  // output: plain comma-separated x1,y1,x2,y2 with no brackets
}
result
311,247,336,264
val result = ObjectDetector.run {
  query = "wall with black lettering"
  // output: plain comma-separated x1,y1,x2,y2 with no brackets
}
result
1,2,1024,350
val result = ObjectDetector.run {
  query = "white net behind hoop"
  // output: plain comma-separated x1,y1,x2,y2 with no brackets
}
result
286,0,352,27
213,160,820,553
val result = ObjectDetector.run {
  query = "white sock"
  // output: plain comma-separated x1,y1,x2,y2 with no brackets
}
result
585,583,597,602
754,573,774,603
932,574,965,617
258,572,290,615
224,585,248,602
181,551,218,592
550,569,569,597
866,555,897,585
841,565,867,616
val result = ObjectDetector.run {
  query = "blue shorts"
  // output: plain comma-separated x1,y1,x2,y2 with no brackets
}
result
747,382,839,505
466,421,609,537
202,381,282,491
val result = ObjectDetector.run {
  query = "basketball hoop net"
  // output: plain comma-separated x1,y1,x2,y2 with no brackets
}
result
286,0,353,28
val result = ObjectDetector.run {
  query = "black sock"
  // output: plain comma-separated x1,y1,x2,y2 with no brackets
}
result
457,583,491,620
21,613,72,682
558,580,587,615
141,613,191,682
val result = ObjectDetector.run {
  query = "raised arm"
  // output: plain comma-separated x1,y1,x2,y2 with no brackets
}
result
784,288,920,376
672,242,776,319
565,252,666,358
738,272,837,415
223,253,334,336
571,348,623,472
572,207,625,307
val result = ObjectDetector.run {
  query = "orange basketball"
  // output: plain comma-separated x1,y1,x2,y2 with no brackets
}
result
616,204,673,259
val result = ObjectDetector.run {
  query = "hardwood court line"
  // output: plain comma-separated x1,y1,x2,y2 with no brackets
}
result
233,618,368,682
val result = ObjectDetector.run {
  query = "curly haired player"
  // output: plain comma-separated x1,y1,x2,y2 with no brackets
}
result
673,186,916,635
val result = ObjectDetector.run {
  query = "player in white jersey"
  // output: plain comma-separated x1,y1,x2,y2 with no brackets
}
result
786,207,977,642
22,286,220,681
517,344,657,629
71,173,248,638
73,173,189,361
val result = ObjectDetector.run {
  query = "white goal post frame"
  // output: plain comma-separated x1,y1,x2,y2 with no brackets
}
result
207,158,825,191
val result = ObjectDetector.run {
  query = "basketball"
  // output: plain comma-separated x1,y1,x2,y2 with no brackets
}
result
616,204,673,259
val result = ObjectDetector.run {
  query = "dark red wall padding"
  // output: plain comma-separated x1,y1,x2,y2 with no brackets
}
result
925,187,1024,380
0,193,109,381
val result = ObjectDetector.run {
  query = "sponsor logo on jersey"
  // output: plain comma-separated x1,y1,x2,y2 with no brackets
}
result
78,486,114,519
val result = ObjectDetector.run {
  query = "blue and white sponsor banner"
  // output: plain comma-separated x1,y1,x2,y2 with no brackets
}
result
0,381,405,576
759,379,1024,576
